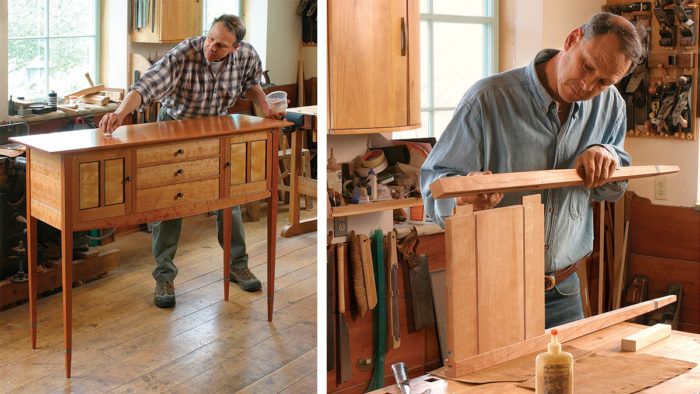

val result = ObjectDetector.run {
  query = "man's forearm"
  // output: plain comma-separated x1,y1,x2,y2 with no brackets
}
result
114,90,144,120
246,84,270,112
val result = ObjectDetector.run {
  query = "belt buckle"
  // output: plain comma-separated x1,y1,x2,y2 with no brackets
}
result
545,274,556,291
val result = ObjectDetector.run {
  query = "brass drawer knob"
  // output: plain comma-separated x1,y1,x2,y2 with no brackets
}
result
176,192,184,199
176,168,184,175
224,162,231,168
125,176,132,182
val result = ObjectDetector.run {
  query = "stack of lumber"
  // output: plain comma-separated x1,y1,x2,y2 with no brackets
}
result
64,85,124,107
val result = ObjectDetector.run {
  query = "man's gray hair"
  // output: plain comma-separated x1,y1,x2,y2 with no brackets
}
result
212,14,246,44
581,12,647,73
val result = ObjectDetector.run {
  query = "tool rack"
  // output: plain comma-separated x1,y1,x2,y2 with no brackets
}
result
606,0,699,140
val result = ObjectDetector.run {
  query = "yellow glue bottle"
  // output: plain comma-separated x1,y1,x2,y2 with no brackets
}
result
535,329,573,393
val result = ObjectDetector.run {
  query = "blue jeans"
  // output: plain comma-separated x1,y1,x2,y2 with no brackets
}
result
151,107,248,282
151,207,249,282
545,272,584,328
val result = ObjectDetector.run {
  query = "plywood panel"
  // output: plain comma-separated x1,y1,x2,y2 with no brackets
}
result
230,143,247,186
629,193,700,262
104,158,124,206
79,162,100,210
522,195,545,338
476,205,525,352
249,140,267,183
628,254,700,329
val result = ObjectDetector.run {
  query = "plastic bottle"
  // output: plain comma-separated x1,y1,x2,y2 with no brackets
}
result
367,168,378,201
48,91,57,111
535,329,573,394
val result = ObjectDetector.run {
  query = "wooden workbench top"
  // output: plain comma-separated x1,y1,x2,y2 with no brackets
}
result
370,322,700,393
10,114,292,154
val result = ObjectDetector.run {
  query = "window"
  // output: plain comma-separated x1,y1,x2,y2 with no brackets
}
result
8,0,99,101
395,0,498,139
202,0,243,35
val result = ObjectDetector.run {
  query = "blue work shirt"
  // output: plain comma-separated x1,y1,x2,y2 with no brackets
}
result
420,49,631,273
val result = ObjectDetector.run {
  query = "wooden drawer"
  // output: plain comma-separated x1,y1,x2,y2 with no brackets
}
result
136,178,219,212
137,157,220,189
136,138,219,166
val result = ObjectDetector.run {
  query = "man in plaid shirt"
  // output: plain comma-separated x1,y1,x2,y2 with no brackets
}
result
99,15,282,308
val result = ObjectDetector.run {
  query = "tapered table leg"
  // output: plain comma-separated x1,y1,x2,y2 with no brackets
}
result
61,228,73,378
223,207,232,301
25,150,38,349
267,130,279,322
27,217,38,349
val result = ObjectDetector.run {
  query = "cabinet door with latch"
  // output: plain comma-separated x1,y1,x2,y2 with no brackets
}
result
225,130,272,198
72,148,132,223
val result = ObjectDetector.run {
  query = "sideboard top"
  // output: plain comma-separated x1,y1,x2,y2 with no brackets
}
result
10,114,292,154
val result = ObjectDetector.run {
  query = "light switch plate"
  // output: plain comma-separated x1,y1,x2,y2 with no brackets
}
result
333,217,348,237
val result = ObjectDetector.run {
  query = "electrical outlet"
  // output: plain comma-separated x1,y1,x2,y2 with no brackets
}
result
655,177,667,200
333,217,349,237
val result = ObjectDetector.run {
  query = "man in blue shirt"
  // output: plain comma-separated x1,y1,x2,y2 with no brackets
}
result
420,13,646,327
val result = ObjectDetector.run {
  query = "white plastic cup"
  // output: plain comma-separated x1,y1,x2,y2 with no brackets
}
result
265,91,288,113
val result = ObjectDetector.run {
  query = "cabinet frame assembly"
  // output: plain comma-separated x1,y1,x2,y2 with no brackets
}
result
430,165,679,378
12,114,291,378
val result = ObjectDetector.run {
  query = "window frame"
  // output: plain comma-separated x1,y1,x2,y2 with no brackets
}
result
420,0,499,137
202,0,244,36
7,0,101,99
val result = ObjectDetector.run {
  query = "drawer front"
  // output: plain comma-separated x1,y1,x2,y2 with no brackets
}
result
136,178,219,212
136,138,219,166
137,157,220,189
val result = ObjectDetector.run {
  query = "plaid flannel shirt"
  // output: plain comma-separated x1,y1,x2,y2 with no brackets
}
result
131,36,262,119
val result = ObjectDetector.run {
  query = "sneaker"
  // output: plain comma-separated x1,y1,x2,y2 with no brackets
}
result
154,281,176,308
229,268,262,292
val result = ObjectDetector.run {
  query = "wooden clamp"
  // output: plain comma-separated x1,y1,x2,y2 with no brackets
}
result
443,295,676,377
430,165,680,199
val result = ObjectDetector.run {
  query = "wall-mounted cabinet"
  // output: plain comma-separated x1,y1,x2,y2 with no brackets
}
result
328,0,421,134
131,0,203,44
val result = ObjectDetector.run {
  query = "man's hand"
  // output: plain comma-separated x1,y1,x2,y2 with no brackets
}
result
98,112,125,136
262,99,291,120
455,171,503,211
574,146,618,189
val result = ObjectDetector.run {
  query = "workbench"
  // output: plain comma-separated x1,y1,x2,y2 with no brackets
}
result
281,105,317,237
11,114,291,378
370,322,700,393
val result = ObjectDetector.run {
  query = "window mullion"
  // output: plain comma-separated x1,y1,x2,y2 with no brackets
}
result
44,0,49,97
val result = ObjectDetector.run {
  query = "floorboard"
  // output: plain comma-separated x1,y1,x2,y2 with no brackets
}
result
0,205,317,393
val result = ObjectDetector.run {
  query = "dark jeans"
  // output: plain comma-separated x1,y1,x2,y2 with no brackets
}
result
545,272,585,328
151,107,249,282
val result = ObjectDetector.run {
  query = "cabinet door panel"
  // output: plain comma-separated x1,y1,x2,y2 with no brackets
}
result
230,143,247,186
104,158,125,206
249,140,267,183
73,148,132,223
329,0,408,130
159,0,203,42
79,162,100,210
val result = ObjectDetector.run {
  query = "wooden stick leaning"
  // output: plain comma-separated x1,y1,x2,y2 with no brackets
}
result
442,295,676,377
430,165,679,199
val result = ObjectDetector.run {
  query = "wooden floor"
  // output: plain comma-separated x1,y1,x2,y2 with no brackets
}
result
0,205,317,393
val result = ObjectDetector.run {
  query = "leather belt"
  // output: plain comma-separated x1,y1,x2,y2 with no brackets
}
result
545,258,584,291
